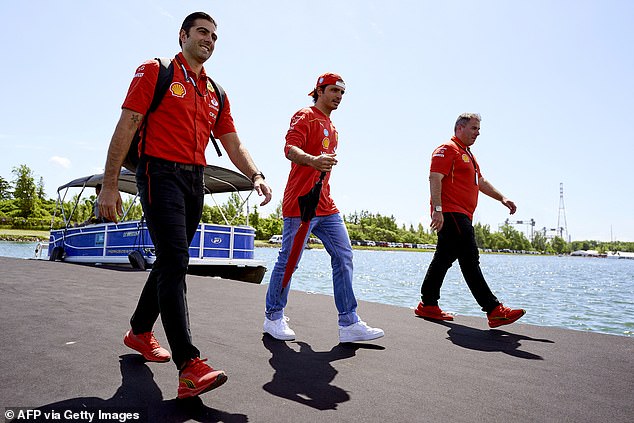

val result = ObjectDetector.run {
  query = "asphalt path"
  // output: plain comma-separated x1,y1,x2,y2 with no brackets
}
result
1,256,632,423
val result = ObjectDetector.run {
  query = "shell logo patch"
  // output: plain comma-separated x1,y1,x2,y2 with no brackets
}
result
462,154,470,163
322,137,330,149
207,80,215,92
170,82,186,98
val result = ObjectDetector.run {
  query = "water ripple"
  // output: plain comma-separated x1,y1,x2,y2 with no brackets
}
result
256,248,634,337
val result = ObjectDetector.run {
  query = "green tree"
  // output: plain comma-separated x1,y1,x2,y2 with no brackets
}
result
531,231,548,252
474,223,492,249
215,192,248,225
0,176,11,200
201,203,226,224
248,205,260,229
12,165,38,218
550,236,569,254
416,223,437,244
489,232,510,250
37,177,46,200
271,201,283,219
121,196,143,221
255,216,283,240
498,223,532,251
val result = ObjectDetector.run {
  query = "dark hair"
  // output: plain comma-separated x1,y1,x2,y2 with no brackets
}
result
311,86,326,104
179,12,217,47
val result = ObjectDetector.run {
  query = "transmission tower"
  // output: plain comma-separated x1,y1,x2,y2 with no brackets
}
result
557,182,569,241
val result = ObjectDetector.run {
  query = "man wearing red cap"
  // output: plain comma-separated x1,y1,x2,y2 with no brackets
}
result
263,73,384,343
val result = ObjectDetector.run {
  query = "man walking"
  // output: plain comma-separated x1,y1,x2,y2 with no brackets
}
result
415,113,525,328
98,12,272,399
263,73,384,343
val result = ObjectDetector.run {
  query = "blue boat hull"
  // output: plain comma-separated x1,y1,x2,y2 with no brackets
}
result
48,221,267,283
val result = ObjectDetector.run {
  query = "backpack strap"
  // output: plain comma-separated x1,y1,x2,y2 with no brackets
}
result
123,58,173,171
139,57,174,157
207,77,225,157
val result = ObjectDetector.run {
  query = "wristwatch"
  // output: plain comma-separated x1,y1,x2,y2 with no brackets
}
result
434,205,443,212
251,172,265,183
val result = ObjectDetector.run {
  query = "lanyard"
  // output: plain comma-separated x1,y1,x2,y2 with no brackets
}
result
175,57,207,98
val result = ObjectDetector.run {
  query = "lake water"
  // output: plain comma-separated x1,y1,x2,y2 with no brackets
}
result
254,247,634,338
2,241,633,337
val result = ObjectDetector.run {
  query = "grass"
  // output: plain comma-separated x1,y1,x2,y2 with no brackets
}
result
0,228,50,241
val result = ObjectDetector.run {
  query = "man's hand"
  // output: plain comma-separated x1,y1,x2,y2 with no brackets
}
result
312,153,338,172
98,187,123,223
253,178,272,206
430,210,444,232
502,198,517,215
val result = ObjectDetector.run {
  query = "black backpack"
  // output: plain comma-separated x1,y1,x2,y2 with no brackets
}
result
122,57,225,171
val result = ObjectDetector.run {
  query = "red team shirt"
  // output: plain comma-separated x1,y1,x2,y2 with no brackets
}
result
430,136,483,220
282,106,339,218
122,53,237,166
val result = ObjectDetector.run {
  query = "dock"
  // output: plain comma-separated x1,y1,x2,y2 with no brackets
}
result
1,256,632,422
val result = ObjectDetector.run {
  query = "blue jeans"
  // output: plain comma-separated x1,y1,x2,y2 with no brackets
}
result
265,213,359,326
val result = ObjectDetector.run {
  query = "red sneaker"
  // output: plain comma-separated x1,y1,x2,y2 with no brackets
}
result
487,304,526,328
123,330,171,362
178,358,227,399
414,302,454,321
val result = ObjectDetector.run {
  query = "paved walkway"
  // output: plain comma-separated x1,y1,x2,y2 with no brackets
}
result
1,256,632,422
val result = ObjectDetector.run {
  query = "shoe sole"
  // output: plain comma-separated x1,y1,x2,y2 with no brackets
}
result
488,310,526,328
123,336,171,363
263,330,295,341
339,332,385,343
414,309,454,321
178,372,228,399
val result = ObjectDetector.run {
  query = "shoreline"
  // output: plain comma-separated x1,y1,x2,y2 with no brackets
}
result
0,236,592,257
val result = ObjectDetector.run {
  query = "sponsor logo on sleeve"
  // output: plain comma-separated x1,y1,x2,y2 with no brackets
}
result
289,114,303,129
432,147,446,158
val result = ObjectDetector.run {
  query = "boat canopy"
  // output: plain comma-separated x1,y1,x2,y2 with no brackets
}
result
56,165,254,195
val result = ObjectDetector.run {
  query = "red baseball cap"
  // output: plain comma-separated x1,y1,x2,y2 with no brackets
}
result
308,73,346,96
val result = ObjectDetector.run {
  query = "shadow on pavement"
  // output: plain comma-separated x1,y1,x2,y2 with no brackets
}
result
261,334,385,410
422,319,554,360
23,354,248,423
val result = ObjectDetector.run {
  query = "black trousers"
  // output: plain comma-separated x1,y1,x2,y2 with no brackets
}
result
421,212,499,313
130,157,204,369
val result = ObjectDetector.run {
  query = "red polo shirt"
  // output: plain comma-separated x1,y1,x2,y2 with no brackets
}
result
121,53,236,166
430,136,482,219
282,107,339,217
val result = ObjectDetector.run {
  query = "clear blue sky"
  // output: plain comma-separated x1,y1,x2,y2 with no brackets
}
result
1,0,633,242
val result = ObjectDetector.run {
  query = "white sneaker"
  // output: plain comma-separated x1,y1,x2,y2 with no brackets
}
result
339,320,384,343
263,316,296,341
